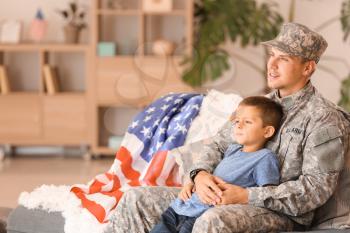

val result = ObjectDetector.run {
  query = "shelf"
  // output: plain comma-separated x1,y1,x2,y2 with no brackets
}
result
0,52,41,92
144,14,187,55
90,0,194,156
97,106,139,150
96,55,183,63
94,147,117,155
0,92,41,97
97,10,187,17
96,55,134,60
97,101,149,108
0,43,90,52
43,92,86,97
98,15,139,55
97,9,140,15
44,52,87,92
143,10,186,16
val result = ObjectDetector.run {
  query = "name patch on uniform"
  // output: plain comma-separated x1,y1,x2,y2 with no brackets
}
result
286,128,303,135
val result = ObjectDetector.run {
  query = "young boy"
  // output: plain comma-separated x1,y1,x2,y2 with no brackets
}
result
150,96,284,233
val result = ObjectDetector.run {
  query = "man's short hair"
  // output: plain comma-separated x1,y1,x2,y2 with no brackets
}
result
239,96,284,132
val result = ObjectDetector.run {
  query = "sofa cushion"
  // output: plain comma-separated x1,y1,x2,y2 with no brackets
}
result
0,207,12,233
7,205,115,233
281,231,350,233
7,205,64,233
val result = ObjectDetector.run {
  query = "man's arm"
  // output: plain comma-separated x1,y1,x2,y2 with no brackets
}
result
248,125,345,217
189,121,234,173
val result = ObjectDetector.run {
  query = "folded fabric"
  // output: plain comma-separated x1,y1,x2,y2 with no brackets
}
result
71,93,204,223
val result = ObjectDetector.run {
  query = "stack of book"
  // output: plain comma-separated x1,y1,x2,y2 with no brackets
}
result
0,65,11,95
43,64,60,95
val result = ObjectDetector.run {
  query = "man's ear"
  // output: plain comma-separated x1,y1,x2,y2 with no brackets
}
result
303,60,316,77
264,126,275,139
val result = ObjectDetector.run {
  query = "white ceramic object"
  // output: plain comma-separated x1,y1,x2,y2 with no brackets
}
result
152,39,175,56
0,20,21,43
143,0,172,13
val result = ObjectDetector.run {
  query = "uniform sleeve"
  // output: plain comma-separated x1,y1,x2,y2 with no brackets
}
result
248,125,345,217
189,121,234,174
253,153,280,187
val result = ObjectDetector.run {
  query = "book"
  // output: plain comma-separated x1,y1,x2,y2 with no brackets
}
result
43,65,60,95
0,65,11,95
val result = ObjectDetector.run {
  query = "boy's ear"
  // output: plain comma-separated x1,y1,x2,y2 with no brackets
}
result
264,126,275,139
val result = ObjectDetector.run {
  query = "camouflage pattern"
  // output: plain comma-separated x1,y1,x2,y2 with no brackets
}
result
110,82,350,232
111,186,180,233
191,204,294,233
111,186,295,233
261,22,328,63
191,81,350,228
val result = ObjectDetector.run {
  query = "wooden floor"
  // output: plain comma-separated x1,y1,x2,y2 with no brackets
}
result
0,155,114,208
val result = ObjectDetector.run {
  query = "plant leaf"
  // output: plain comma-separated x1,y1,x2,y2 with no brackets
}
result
341,0,350,42
182,0,283,87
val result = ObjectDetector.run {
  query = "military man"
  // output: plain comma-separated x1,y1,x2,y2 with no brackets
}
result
111,23,350,232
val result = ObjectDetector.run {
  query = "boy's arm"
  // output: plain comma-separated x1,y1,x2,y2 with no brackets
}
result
178,182,194,201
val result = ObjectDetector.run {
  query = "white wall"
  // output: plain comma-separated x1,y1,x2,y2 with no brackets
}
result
0,0,349,103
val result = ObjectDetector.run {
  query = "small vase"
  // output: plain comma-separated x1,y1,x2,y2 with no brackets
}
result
63,25,80,44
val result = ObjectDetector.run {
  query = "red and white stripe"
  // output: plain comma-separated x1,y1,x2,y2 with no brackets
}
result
71,132,181,223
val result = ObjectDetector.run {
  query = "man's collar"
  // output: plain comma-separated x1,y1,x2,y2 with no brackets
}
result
273,81,314,110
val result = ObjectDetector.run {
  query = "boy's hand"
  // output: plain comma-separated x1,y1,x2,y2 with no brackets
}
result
178,183,195,201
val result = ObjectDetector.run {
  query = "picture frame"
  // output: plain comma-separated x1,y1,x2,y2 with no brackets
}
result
0,20,22,43
143,0,173,13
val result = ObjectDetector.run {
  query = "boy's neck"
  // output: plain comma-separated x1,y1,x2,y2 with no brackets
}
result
242,142,265,153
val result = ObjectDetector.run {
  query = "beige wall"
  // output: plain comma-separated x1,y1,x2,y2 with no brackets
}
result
205,0,350,104
0,0,90,43
0,0,349,103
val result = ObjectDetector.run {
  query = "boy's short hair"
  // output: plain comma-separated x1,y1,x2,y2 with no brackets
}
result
239,96,284,132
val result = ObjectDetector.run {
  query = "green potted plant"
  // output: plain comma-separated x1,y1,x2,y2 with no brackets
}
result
57,1,87,43
183,0,350,102
181,0,283,87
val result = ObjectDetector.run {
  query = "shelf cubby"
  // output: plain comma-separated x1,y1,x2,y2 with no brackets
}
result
1,51,41,93
42,51,87,93
98,15,140,56
97,106,141,152
144,14,187,55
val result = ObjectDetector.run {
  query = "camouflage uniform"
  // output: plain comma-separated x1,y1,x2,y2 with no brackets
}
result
189,82,350,230
111,23,350,232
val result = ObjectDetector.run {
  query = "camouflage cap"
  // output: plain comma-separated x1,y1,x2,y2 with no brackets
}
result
261,22,328,63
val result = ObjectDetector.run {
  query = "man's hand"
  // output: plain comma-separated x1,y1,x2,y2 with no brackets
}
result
194,171,225,205
217,183,248,205
178,183,195,201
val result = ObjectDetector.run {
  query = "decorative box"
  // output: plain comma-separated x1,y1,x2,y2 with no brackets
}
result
97,42,116,57
143,0,173,13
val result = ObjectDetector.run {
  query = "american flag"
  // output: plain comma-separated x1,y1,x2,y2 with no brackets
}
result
71,93,204,223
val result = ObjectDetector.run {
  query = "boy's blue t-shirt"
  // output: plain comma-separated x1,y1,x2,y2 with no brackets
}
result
171,144,280,217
